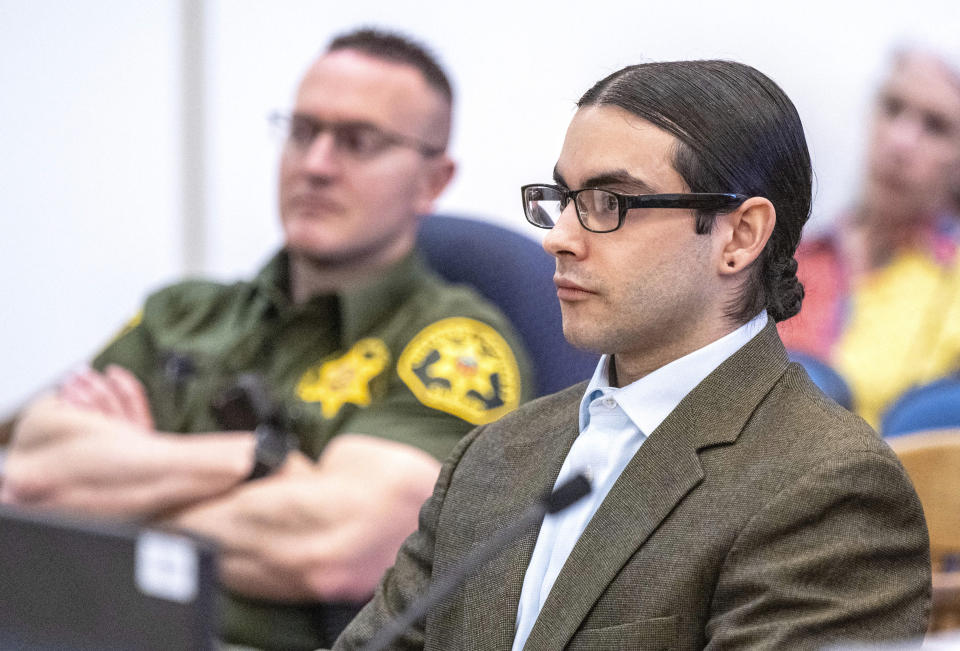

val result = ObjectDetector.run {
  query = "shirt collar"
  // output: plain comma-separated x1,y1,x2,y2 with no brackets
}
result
579,311,769,434
339,253,432,342
252,249,433,344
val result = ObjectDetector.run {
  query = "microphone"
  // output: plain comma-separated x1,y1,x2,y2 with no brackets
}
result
361,473,591,651
544,473,591,514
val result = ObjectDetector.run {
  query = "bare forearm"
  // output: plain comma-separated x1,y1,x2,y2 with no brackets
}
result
1,396,255,518
165,471,341,602
168,435,442,603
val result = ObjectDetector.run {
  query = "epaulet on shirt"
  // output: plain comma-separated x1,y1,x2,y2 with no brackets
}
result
142,278,259,330
103,279,236,347
146,278,237,313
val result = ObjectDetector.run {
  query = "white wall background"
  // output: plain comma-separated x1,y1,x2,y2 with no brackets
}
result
2,0,958,415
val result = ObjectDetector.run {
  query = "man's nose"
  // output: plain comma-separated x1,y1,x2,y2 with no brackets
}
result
300,131,342,176
543,202,586,259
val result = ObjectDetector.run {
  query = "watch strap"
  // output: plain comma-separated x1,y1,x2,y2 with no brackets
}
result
246,423,295,482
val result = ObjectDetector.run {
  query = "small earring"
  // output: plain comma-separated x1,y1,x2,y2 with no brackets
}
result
726,260,736,268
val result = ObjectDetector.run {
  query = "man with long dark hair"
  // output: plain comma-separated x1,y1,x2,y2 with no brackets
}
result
335,60,930,649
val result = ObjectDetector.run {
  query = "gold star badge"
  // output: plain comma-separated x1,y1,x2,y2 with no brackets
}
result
398,318,521,425
296,338,390,419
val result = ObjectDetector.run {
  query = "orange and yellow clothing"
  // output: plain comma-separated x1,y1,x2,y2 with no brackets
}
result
779,219,960,428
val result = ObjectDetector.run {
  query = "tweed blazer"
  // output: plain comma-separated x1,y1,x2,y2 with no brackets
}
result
335,322,931,650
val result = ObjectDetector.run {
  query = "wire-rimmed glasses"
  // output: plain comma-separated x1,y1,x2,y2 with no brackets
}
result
270,111,444,161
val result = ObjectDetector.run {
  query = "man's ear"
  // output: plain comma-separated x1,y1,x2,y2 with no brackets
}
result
415,155,456,215
716,197,776,275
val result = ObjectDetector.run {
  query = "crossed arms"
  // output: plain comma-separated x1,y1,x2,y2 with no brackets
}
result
1,365,441,603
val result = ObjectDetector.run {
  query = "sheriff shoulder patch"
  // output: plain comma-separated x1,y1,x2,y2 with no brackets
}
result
398,317,521,425
296,338,391,419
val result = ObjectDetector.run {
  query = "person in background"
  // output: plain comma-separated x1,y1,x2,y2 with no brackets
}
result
333,59,929,650
1,28,531,651
779,36,960,429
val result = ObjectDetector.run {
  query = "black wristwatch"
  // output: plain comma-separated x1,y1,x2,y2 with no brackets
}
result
247,423,297,481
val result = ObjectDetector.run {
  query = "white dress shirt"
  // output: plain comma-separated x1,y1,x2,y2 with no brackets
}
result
511,312,768,650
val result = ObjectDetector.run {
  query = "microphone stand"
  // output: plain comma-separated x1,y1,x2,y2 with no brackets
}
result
361,474,590,651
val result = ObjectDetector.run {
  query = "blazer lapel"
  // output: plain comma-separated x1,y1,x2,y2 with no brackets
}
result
461,385,586,651
523,322,789,650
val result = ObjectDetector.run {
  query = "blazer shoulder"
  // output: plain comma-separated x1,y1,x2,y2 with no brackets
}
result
486,381,588,428
756,362,893,461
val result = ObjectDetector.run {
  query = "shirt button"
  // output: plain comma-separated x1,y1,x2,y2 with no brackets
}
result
603,397,616,408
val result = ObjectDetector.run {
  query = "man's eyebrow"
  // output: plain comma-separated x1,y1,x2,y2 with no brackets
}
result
552,165,567,188
551,166,660,194
581,170,659,194
292,113,380,131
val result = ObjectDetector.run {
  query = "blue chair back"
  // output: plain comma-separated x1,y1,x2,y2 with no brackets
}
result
882,376,960,437
417,215,598,397
787,351,853,410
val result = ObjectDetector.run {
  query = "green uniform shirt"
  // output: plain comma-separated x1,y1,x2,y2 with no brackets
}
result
93,250,532,650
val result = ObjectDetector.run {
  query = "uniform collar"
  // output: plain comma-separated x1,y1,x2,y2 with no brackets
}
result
338,253,432,343
252,249,433,344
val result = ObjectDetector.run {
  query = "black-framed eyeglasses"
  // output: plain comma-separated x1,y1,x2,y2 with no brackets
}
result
521,183,749,233
269,111,445,161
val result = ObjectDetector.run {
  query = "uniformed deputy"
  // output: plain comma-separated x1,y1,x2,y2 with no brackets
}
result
1,29,531,651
